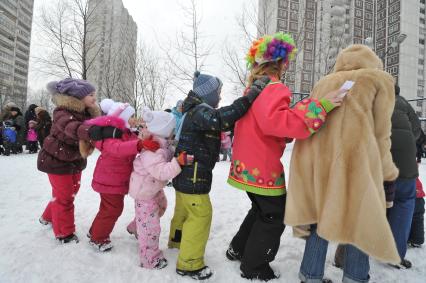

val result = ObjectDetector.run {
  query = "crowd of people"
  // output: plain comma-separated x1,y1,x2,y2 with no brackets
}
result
3,31,425,282
0,102,52,156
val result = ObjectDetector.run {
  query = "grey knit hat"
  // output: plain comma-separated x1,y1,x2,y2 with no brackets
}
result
193,71,222,108
47,78,96,99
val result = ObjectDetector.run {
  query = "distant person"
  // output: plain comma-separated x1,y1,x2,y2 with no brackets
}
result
172,100,184,134
9,106,25,153
387,84,422,268
26,120,38,154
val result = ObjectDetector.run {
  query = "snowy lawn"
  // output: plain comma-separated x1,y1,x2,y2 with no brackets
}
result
0,146,425,283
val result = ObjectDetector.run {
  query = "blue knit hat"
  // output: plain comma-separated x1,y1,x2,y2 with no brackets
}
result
46,78,96,100
193,71,222,108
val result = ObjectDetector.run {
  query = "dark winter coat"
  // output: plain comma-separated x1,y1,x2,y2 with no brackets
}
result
391,94,422,179
37,94,101,175
24,104,38,126
172,90,253,194
35,110,52,147
8,110,25,146
416,129,426,162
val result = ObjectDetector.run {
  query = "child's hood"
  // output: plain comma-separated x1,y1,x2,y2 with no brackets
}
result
85,115,127,130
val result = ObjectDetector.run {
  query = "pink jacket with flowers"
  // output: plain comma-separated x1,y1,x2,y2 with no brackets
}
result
228,78,329,196
129,138,181,201
86,115,139,195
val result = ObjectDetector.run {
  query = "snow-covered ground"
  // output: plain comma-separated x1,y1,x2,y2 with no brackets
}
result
0,146,425,283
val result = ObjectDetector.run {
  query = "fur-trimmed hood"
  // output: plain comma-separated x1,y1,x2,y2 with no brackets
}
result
85,115,126,130
52,94,101,118
333,44,383,73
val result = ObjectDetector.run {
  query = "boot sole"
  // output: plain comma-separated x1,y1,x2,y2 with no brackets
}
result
176,268,213,280
225,250,241,261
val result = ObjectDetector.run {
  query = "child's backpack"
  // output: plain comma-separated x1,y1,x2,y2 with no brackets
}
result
2,120,17,143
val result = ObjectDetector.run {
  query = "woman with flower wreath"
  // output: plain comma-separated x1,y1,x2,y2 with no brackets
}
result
225,32,345,281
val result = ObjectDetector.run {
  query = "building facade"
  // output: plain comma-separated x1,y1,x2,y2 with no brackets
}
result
0,0,34,109
258,0,425,119
87,0,137,102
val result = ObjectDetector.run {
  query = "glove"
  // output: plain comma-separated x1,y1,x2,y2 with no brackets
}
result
384,181,396,208
137,136,160,152
245,76,271,103
88,126,123,141
176,151,194,166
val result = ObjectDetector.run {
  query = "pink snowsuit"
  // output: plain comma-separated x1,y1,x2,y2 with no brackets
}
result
128,137,181,268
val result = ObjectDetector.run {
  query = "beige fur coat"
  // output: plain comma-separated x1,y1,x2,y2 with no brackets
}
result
284,45,400,264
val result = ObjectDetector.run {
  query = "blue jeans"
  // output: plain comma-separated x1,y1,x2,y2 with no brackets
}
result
299,226,370,283
387,178,416,259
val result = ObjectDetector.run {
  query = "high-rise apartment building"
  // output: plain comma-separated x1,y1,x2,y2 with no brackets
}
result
0,0,34,109
375,0,426,117
259,0,376,94
87,0,137,102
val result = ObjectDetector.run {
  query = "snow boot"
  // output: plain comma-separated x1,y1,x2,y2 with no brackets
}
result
226,245,242,261
127,226,138,239
39,217,50,226
390,258,412,269
176,266,213,280
154,258,168,269
57,234,79,244
89,239,113,252
240,266,280,282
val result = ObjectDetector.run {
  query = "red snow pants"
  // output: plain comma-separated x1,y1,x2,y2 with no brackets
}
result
89,193,125,243
42,173,82,238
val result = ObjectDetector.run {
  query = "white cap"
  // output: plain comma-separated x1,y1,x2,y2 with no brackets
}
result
100,98,135,128
142,107,176,138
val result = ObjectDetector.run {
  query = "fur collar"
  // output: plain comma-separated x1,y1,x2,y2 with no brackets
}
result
85,115,126,130
52,94,101,118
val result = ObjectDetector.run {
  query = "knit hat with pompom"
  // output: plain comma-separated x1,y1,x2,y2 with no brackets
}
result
142,107,176,138
192,71,222,108
46,78,95,99
100,98,135,128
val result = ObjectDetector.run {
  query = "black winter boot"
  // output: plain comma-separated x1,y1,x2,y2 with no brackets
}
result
176,266,213,280
57,234,79,244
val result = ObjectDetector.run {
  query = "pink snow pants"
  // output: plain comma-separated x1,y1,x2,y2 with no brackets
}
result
131,191,167,268
42,173,82,238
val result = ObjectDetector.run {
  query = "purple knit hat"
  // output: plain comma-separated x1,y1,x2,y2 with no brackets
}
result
46,78,96,99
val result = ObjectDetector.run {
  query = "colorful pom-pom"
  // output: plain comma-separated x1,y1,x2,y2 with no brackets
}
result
246,32,297,69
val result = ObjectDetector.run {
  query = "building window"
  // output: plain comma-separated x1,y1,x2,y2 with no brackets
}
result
278,9,288,19
422,0,426,5
420,59,425,65
290,12,298,21
421,38,425,45
422,8,426,14
421,18,426,25
289,21,298,31
278,0,288,9
355,9,363,17
277,20,287,30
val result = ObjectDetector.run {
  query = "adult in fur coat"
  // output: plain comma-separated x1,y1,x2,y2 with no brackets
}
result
285,45,400,282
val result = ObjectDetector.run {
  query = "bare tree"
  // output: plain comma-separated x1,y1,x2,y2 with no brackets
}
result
132,42,170,114
26,88,54,112
34,0,102,80
161,0,213,94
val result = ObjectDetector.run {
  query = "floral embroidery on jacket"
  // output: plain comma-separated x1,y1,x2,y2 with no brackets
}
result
230,160,285,187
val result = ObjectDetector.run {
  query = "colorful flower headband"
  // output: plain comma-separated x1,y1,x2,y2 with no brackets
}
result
246,32,297,69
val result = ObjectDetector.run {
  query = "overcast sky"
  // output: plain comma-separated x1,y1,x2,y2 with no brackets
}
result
29,0,255,107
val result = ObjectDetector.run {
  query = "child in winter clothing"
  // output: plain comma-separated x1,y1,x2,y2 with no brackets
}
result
27,120,38,154
2,119,17,155
127,108,192,269
220,131,232,161
226,32,344,281
85,99,160,252
38,78,126,244
408,170,425,247
168,71,270,280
